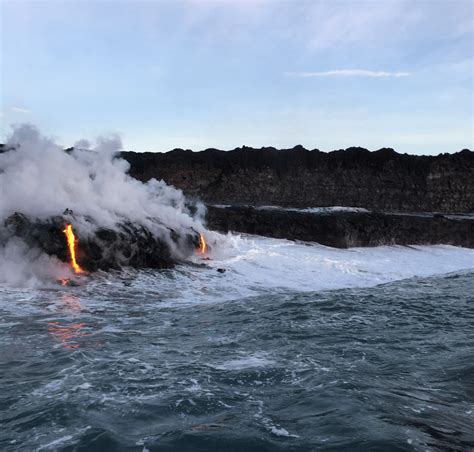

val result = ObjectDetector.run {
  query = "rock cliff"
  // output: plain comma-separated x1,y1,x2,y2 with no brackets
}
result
122,147,474,213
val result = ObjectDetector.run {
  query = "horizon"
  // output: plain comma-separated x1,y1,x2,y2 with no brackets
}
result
119,143,473,156
1,0,473,155
1,135,472,156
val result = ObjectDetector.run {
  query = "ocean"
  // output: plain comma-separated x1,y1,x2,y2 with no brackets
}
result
1,234,473,451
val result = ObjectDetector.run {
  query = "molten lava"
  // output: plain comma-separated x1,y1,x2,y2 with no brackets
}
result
63,224,84,274
199,233,208,255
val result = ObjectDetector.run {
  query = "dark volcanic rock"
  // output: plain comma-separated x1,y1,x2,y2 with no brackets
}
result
2,213,200,271
121,147,474,213
0,144,15,154
206,205,474,248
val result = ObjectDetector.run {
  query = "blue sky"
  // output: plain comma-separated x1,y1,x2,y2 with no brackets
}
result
1,0,473,154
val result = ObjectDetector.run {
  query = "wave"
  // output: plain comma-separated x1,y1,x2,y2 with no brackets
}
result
93,234,474,306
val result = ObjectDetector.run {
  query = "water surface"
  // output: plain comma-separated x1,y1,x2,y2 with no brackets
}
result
1,237,473,451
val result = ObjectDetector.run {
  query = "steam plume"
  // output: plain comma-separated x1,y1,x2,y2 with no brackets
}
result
0,124,207,286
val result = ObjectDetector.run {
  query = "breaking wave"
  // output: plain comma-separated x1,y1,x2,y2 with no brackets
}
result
144,234,474,305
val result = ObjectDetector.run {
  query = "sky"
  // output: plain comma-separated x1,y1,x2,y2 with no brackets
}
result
1,0,473,154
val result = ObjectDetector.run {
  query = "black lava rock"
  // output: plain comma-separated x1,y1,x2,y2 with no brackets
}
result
206,205,474,248
2,213,201,272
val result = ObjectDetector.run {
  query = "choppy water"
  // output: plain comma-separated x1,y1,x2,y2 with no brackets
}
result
1,235,474,451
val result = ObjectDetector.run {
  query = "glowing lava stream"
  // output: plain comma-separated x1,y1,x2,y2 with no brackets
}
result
199,233,208,255
63,224,84,274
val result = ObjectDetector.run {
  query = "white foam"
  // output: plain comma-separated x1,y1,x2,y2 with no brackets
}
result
270,426,299,438
211,354,275,371
298,206,369,213
158,233,474,304
1,233,472,312
213,204,369,214
37,435,74,450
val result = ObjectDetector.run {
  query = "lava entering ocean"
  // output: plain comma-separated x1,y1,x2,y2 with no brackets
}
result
0,125,210,284
63,224,84,274
199,233,208,255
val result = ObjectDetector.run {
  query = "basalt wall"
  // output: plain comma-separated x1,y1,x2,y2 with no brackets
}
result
122,147,474,213
206,206,474,249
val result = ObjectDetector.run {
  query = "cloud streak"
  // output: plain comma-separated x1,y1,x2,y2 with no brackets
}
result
287,70,411,78
10,106,32,114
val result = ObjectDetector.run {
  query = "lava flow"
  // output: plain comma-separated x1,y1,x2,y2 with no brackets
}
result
63,224,84,274
199,233,208,255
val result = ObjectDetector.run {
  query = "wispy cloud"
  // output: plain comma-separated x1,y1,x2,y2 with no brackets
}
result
10,106,31,114
287,70,411,78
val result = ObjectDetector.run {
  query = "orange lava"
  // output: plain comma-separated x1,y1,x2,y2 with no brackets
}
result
63,224,84,274
199,233,208,255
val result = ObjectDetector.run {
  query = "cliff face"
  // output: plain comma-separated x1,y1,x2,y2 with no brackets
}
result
122,147,474,213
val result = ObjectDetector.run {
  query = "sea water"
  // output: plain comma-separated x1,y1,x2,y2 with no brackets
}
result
1,234,473,451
